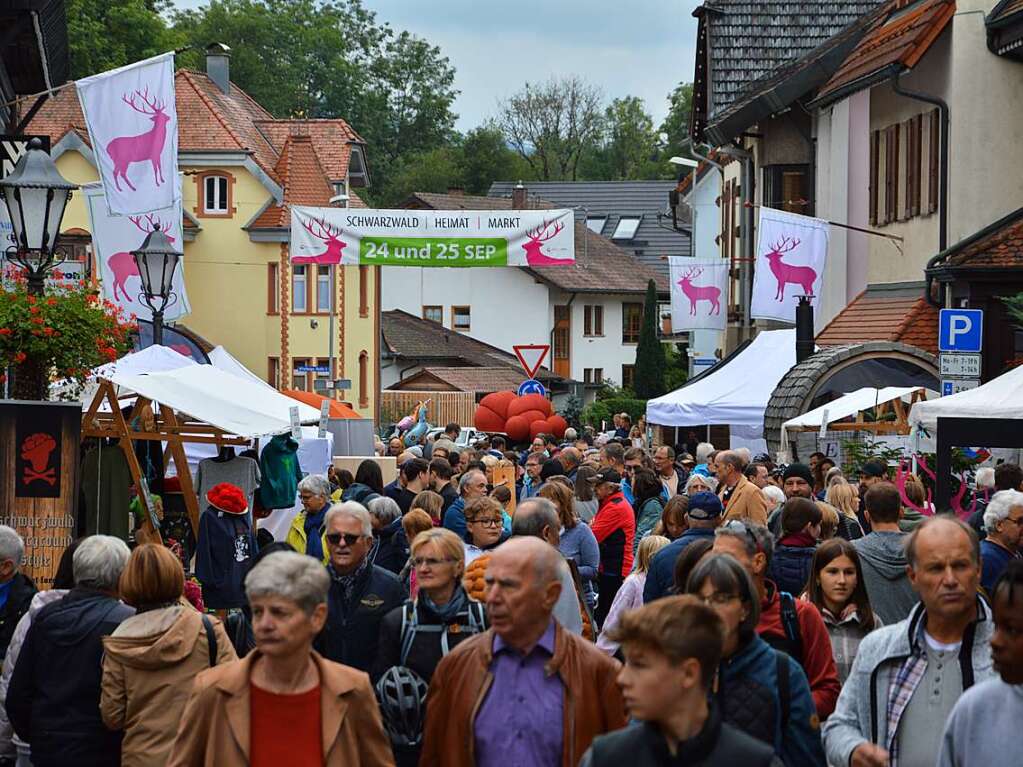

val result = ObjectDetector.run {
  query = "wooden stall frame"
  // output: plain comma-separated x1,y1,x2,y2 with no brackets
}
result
81,379,251,545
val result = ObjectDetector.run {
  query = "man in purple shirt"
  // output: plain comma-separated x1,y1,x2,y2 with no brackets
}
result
421,537,626,767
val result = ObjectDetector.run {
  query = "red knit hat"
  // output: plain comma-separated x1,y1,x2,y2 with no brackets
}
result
206,483,248,515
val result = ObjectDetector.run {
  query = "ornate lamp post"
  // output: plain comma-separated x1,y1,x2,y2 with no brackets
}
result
0,138,78,295
131,223,181,347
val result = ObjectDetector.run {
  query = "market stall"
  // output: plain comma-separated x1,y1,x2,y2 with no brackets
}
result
909,363,1023,445
780,386,927,459
81,363,321,543
646,329,797,455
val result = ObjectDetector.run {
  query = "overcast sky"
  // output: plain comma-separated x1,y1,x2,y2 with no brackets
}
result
172,0,700,132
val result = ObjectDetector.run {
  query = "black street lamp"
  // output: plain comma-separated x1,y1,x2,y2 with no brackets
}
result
131,223,181,347
0,138,79,295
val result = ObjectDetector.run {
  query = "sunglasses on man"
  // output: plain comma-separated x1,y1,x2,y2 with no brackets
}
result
325,532,364,547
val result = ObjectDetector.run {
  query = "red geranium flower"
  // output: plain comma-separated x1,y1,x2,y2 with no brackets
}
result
14,352,26,363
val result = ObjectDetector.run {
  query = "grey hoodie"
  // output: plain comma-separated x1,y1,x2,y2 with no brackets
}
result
823,599,994,767
853,531,918,625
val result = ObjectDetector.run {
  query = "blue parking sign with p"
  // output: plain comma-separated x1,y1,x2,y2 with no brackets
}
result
938,309,983,353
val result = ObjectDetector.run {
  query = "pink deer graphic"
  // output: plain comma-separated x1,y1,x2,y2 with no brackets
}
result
108,213,175,303
294,216,346,265
763,235,817,301
106,87,171,192
522,219,567,265
677,267,721,315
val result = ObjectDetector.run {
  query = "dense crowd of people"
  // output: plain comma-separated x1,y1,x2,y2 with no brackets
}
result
0,420,1020,766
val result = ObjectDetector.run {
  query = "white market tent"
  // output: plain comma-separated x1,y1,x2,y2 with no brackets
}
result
909,363,1023,440
647,330,797,451
780,386,924,454
107,364,321,439
208,345,278,391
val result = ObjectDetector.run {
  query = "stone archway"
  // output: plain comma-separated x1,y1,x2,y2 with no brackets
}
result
763,342,939,457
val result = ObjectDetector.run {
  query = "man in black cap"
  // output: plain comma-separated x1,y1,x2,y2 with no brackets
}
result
643,491,724,603
766,462,814,536
588,469,636,627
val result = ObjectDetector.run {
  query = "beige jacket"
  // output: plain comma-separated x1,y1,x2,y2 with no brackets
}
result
101,604,237,767
720,474,769,526
168,650,395,767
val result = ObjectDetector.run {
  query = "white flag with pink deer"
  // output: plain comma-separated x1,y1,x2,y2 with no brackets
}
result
77,52,180,216
751,207,829,323
669,257,728,331
84,184,190,322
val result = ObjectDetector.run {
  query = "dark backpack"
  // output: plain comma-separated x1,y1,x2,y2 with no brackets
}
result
397,599,486,666
762,591,804,664
717,651,791,748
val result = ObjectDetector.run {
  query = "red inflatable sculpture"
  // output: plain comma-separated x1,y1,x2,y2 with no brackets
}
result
473,390,567,443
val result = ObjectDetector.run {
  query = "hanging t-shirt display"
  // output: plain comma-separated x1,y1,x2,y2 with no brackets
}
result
258,434,303,510
196,450,261,515
196,483,257,610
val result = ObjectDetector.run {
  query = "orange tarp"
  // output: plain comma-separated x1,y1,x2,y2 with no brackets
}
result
281,389,361,419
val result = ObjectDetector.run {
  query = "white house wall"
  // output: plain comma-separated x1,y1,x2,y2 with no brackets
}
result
558,293,639,388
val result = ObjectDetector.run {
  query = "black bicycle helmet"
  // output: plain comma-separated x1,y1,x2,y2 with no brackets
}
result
375,665,428,747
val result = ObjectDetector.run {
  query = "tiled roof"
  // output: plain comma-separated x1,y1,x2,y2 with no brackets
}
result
404,192,668,295
488,180,691,277
255,119,364,181
393,367,537,393
929,206,1023,269
815,282,939,353
26,70,366,223
694,0,885,124
814,0,955,106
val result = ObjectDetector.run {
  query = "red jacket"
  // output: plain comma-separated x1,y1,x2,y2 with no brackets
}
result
590,491,635,578
757,582,840,719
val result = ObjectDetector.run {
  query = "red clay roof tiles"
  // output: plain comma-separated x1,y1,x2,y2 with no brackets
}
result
816,0,955,103
816,288,939,354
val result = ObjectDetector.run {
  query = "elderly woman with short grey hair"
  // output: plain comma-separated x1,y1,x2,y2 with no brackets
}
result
316,502,405,672
169,551,394,766
367,496,407,576
7,536,134,767
0,525,36,660
286,474,334,564
685,472,719,496
980,488,1023,594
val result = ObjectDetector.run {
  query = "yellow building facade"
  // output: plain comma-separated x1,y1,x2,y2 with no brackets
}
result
26,59,380,421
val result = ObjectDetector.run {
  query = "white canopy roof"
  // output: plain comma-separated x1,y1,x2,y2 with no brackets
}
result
208,346,278,391
106,364,321,438
647,329,797,428
781,386,922,453
93,344,197,378
909,364,1023,436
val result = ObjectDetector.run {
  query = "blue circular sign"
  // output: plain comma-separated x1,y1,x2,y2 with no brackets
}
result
517,379,546,397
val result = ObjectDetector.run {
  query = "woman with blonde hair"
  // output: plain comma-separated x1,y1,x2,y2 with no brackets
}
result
399,509,436,599
596,535,670,655
824,480,864,540
411,489,443,526
101,544,236,766
372,528,487,765
541,481,599,612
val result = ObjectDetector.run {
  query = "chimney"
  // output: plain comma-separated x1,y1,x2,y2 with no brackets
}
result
511,181,527,210
795,295,815,363
206,43,231,95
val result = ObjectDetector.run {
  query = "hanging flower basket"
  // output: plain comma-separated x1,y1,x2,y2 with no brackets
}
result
0,267,136,401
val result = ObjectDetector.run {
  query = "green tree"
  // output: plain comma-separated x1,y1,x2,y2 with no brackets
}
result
660,82,694,157
497,76,604,181
599,96,659,180
68,0,181,78
458,125,523,195
375,146,464,207
633,279,666,399
172,0,457,201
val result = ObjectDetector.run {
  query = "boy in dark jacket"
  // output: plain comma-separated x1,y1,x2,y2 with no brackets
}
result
581,595,778,767
769,498,821,596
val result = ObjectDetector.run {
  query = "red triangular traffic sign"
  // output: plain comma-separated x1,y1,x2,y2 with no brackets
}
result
513,344,550,380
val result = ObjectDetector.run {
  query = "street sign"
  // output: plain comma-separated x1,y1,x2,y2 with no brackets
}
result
513,344,550,380
942,379,980,396
318,400,330,438
938,308,983,353
296,364,331,374
289,405,301,439
939,353,982,378
517,379,547,397
314,378,353,392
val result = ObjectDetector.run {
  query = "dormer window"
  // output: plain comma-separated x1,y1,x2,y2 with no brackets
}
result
195,171,235,218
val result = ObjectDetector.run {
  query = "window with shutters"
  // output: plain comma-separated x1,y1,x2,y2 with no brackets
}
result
452,306,471,332
622,302,642,344
584,305,604,337
885,123,900,225
267,263,279,314
872,114,933,226
764,165,811,215
869,130,880,226
905,115,922,219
